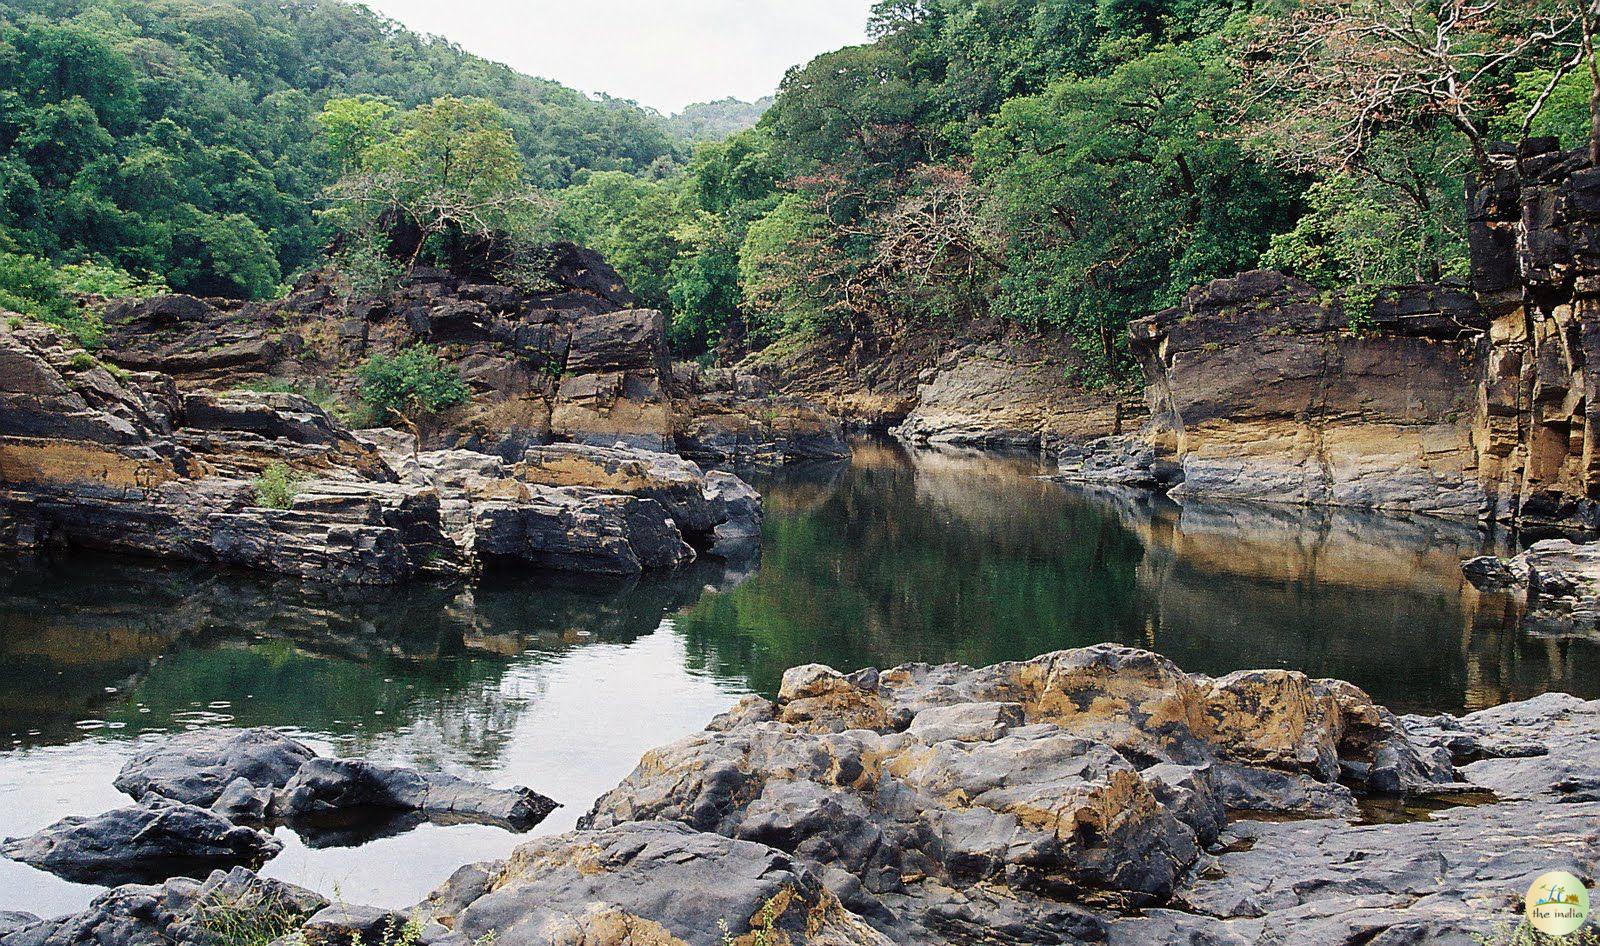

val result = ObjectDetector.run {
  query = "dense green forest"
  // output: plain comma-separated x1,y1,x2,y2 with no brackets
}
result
0,0,678,306
557,0,1593,377
2,0,1591,382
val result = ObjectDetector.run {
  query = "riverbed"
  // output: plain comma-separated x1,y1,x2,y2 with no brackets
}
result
1,440,1593,916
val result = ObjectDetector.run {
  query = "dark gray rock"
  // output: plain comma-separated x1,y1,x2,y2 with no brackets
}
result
1,798,282,885
301,905,405,946
114,728,315,808
273,758,558,830
0,867,326,946
433,821,892,946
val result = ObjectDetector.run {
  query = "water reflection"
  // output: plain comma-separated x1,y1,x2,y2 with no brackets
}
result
2,438,1595,915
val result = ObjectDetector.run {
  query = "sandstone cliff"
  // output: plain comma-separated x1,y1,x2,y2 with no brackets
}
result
1072,139,1600,529
1124,271,1485,518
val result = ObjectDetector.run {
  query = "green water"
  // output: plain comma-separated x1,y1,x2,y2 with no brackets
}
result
1,439,1594,915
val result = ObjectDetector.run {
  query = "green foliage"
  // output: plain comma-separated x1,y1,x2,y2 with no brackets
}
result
667,97,771,143
738,194,843,342
0,0,677,300
322,95,556,271
977,40,1296,385
1494,68,1593,151
555,171,687,312
1473,921,1599,946
56,260,167,298
252,462,302,510
357,345,471,419
0,246,104,346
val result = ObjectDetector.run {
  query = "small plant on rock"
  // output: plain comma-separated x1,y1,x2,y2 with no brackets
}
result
253,462,303,509
356,344,470,443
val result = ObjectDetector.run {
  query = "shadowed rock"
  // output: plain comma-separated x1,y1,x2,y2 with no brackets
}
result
1,798,282,885
428,821,894,946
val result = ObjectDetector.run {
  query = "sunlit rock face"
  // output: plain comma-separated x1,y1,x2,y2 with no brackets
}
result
1125,270,1485,518
576,644,1455,944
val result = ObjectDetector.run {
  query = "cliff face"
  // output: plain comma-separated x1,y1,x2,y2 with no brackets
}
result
1105,139,1600,528
1127,271,1485,518
1472,139,1600,529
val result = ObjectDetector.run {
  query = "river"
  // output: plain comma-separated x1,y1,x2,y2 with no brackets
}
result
1,439,1594,915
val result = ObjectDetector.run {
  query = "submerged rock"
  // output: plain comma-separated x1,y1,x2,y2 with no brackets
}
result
0,798,282,885
274,758,557,829
114,728,316,808
105,726,557,857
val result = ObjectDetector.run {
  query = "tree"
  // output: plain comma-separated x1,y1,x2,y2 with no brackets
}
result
321,95,555,273
356,344,471,441
1238,0,1589,176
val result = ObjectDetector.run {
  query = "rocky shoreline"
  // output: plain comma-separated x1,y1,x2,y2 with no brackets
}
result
4,645,1594,946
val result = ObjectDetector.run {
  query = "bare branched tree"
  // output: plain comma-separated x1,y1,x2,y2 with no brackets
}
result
1238,0,1590,175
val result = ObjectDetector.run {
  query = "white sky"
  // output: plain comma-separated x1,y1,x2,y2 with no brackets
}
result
361,0,876,115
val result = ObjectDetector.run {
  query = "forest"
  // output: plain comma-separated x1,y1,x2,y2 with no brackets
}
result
1,0,1592,383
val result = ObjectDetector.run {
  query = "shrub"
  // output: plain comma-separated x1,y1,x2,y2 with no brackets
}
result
252,462,303,509
356,345,470,421
0,249,105,347
56,261,168,299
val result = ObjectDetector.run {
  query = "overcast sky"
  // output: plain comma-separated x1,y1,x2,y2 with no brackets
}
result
361,0,876,115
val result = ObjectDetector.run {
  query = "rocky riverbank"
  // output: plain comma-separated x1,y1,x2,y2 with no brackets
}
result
6,645,1593,946
0,320,758,583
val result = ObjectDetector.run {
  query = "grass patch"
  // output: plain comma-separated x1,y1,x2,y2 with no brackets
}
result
253,462,304,509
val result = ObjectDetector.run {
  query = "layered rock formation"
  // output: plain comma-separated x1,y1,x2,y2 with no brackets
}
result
1109,271,1486,518
0,321,758,583
1472,138,1600,529
1083,139,1600,529
737,317,1127,450
96,245,846,464
1464,538,1600,639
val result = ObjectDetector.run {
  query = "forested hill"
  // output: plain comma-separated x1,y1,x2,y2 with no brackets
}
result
666,98,772,143
0,0,678,299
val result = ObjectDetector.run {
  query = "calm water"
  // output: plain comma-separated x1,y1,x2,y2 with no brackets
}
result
2,440,1596,915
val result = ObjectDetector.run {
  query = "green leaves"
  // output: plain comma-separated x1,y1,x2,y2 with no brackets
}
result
356,344,471,419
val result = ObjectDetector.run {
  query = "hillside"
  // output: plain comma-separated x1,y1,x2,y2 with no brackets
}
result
665,97,772,142
0,0,679,298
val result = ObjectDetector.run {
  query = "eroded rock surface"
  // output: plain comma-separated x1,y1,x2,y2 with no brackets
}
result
0,321,761,582
0,867,327,946
1119,272,1485,518
571,645,1455,944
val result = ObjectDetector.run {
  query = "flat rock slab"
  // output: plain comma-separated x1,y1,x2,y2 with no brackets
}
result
275,758,558,829
433,821,893,946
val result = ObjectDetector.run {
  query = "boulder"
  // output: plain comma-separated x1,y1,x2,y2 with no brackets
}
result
0,867,327,946
432,821,893,946
0,798,282,885
114,728,317,808
273,758,558,829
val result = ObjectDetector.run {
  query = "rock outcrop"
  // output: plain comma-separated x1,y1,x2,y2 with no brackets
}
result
7,657,1597,946
95,245,850,465
1088,139,1600,530
1472,138,1600,530
0,799,282,885
1116,271,1486,518
114,727,557,831
1464,538,1600,638
568,645,1455,943
0,320,761,583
